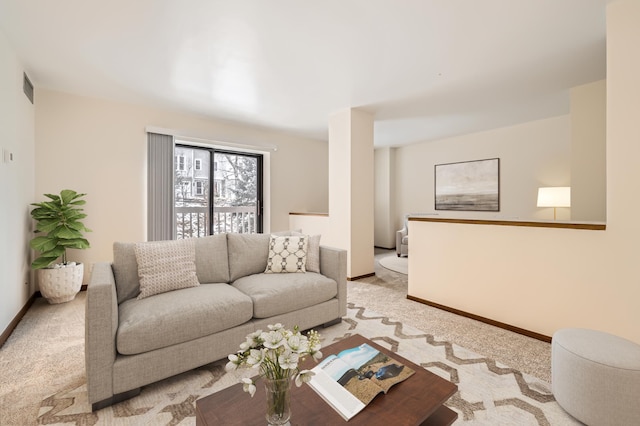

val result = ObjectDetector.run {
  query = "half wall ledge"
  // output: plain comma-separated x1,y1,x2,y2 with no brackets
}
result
407,216,609,343
408,217,606,231
289,212,329,217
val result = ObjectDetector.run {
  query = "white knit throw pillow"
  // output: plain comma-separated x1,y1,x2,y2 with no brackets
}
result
135,239,200,299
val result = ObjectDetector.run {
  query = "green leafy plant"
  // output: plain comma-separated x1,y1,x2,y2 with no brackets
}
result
29,189,91,269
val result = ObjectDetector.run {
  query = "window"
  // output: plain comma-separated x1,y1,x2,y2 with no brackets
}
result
148,133,269,242
176,155,186,171
174,144,263,238
195,180,204,196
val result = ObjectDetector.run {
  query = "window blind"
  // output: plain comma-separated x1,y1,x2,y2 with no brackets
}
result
147,132,175,241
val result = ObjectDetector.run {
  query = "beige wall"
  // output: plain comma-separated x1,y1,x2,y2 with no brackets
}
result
374,147,396,248
571,80,606,222
409,0,640,344
34,89,328,284
348,110,375,277
394,115,572,229
0,30,35,332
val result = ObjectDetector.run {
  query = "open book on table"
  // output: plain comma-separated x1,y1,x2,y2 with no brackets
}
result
307,342,415,421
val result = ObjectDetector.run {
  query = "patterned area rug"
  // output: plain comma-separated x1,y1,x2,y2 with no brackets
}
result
23,303,578,425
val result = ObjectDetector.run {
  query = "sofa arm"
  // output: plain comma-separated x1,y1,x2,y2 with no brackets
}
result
85,262,119,407
319,246,347,317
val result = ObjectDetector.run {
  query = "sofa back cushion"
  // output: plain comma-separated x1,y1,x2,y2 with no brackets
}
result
227,233,270,281
194,234,230,283
113,242,140,304
113,235,233,304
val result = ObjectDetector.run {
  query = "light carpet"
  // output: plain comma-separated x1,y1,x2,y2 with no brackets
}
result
378,254,408,275
0,294,578,425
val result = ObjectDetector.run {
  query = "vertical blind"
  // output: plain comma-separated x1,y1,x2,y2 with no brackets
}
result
147,132,175,241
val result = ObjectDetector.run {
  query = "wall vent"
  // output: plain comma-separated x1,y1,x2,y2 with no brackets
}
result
23,72,34,104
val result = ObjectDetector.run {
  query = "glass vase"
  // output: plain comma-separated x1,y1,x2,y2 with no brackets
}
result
264,377,292,425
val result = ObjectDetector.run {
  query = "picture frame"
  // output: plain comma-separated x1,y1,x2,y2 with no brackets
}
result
435,158,500,211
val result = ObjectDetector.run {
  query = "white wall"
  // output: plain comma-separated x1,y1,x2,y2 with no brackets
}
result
34,89,328,283
394,115,572,229
0,30,35,332
571,80,606,222
409,0,640,344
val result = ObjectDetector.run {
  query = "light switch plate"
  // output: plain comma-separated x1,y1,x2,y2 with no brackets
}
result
3,149,13,163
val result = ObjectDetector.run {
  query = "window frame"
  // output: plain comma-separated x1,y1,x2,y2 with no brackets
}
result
175,143,264,236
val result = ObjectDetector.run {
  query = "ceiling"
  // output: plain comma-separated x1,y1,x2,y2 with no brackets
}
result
0,0,610,147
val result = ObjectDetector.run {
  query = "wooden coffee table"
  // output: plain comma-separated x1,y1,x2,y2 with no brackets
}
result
196,334,458,425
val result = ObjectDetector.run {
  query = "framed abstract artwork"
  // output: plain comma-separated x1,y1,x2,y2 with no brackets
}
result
435,158,500,211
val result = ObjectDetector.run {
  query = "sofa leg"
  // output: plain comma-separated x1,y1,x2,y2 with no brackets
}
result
322,318,342,328
91,388,141,411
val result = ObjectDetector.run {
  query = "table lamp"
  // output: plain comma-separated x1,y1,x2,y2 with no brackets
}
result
537,187,571,220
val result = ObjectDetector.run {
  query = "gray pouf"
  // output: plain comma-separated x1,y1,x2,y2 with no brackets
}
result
552,328,640,426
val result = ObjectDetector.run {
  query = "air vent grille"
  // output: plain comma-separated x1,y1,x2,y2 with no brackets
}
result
23,72,34,104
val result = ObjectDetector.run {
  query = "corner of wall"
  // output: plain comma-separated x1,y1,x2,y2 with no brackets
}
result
0,30,36,333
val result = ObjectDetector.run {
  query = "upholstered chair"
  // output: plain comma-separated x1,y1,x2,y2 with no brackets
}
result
396,216,409,257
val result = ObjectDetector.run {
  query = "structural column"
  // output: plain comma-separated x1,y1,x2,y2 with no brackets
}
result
328,109,374,279
374,147,396,248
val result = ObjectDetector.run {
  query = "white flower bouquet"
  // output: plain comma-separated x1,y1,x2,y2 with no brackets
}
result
225,323,323,396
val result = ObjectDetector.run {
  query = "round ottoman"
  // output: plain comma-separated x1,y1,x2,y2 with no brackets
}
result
551,328,640,426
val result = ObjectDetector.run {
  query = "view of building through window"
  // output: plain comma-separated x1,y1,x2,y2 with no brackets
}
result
174,145,262,238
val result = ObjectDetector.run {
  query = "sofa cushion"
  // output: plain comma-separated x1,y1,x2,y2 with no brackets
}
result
232,272,337,318
116,284,253,355
227,233,270,281
135,239,201,300
194,234,230,283
113,242,140,304
113,235,232,304
265,235,308,273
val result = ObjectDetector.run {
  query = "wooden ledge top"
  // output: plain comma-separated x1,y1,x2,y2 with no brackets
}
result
289,212,329,217
409,216,606,231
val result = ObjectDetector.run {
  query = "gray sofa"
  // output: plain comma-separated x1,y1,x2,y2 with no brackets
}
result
85,232,347,410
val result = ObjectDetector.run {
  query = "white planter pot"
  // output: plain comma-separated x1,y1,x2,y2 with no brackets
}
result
38,263,84,304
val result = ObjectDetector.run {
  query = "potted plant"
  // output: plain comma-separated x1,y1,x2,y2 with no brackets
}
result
30,189,91,304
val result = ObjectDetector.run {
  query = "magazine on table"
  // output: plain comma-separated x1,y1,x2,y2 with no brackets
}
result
307,343,415,420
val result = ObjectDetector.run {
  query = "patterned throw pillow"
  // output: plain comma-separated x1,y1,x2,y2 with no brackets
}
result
265,235,308,273
291,232,321,273
134,238,200,299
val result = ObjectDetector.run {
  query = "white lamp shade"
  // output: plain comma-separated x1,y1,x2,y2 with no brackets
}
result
537,187,571,207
